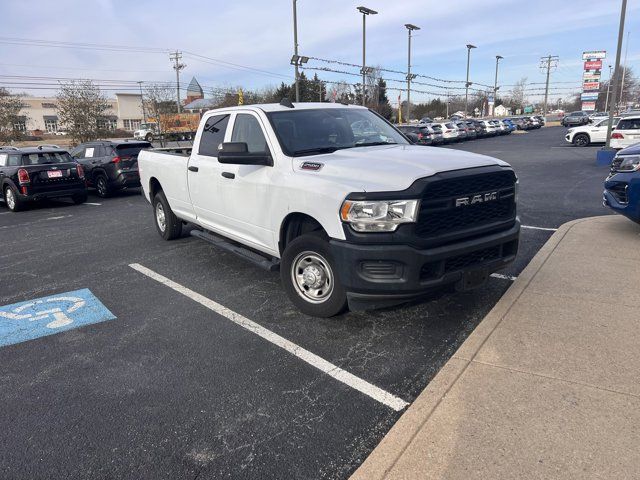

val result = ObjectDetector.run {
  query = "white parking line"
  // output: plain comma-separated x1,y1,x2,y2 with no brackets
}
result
46,215,72,221
490,273,517,281
129,263,409,412
85,202,102,206
522,225,558,232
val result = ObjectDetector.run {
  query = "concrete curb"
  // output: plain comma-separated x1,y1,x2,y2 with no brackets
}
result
350,216,601,480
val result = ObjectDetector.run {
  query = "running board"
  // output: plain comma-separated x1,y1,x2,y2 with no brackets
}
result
190,229,280,272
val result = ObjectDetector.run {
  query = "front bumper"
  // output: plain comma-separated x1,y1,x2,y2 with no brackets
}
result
330,220,520,309
603,172,640,222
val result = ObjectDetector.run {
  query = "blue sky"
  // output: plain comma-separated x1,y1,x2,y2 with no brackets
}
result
0,0,637,105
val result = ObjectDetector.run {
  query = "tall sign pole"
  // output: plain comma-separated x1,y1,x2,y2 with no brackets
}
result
405,24,420,122
540,55,558,117
292,0,300,102
606,0,627,148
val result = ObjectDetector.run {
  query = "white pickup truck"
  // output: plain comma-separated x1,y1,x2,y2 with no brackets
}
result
139,101,520,317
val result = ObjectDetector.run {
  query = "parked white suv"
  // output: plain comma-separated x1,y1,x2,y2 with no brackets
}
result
610,116,640,149
139,102,519,317
565,117,620,147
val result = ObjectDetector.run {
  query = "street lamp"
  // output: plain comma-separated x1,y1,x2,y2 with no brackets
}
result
605,0,627,148
464,44,476,118
405,23,420,122
290,54,309,102
358,6,378,107
493,55,503,116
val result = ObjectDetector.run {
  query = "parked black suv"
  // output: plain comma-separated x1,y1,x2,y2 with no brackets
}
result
70,140,151,197
561,111,589,127
0,147,87,211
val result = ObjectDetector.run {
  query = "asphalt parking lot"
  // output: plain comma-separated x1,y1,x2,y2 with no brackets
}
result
0,126,613,479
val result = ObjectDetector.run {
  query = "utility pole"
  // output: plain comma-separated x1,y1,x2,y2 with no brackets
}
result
493,55,503,117
540,55,559,117
137,81,146,122
405,24,420,122
464,44,476,118
606,0,627,148
293,0,300,102
358,7,378,107
605,64,613,112
169,51,186,113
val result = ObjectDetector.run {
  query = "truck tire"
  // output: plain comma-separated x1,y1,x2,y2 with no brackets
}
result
280,234,347,317
4,185,24,212
153,190,182,240
573,133,590,147
145,133,153,142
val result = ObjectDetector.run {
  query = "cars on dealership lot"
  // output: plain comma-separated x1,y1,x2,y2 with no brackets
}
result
0,147,87,211
478,120,498,136
501,119,517,132
562,111,590,127
507,117,529,130
139,102,519,317
609,116,640,150
70,140,151,197
396,124,442,146
432,121,459,142
603,144,640,223
565,117,620,146
453,121,468,141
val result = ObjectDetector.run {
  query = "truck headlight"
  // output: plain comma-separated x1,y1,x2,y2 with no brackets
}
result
616,156,640,172
340,199,419,232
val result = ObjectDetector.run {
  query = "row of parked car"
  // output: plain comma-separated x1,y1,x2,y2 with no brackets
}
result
0,140,150,212
396,115,545,146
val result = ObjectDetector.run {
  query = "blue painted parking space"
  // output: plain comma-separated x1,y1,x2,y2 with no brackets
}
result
0,288,116,347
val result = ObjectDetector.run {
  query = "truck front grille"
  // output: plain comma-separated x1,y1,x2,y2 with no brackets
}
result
415,170,517,240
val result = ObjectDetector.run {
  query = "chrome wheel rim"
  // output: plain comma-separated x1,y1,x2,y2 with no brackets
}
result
5,188,15,210
291,251,334,304
155,202,166,232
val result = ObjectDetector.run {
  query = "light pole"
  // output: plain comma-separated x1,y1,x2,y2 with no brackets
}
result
464,44,476,118
358,6,378,107
405,23,420,122
137,81,146,122
493,55,503,116
292,0,300,102
606,0,627,148
605,64,613,112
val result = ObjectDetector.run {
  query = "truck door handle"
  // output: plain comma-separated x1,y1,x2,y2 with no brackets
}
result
188,166,199,172
221,172,235,179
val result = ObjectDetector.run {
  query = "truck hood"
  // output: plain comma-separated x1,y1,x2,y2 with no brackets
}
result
293,144,510,192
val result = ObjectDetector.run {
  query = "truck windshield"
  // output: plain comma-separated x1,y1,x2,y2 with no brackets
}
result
267,108,408,157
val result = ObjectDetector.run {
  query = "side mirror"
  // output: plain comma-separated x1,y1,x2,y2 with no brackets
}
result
217,142,272,166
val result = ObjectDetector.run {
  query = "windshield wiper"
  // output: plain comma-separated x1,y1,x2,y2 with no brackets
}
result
292,146,347,156
354,141,398,147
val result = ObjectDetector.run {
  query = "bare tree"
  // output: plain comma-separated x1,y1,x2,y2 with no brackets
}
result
506,77,528,111
56,80,110,143
144,83,178,122
0,88,27,142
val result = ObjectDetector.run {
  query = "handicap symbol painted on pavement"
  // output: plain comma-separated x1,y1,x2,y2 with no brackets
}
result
0,288,116,347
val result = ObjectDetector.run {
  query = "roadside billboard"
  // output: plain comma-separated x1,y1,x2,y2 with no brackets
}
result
581,101,596,111
582,50,606,60
584,60,603,70
581,93,599,101
583,82,600,91
583,73,600,82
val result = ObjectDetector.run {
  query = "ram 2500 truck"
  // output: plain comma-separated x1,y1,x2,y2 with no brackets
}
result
138,102,520,317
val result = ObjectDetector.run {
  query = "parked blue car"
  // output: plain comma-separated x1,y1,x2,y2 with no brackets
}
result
603,143,640,223
501,119,517,132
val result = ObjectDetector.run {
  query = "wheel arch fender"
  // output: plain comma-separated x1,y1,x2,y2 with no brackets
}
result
279,212,336,255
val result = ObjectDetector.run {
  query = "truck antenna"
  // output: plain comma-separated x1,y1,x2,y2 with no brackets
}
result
280,98,295,108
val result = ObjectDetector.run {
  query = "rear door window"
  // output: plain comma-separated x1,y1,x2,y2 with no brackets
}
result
198,115,230,157
8,154,20,166
617,119,640,130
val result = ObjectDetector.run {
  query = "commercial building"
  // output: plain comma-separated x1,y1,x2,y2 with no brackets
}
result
15,93,145,134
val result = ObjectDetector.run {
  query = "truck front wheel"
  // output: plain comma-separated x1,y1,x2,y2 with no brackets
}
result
281,234,347,317
153,191,182,240
145,133,153,142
